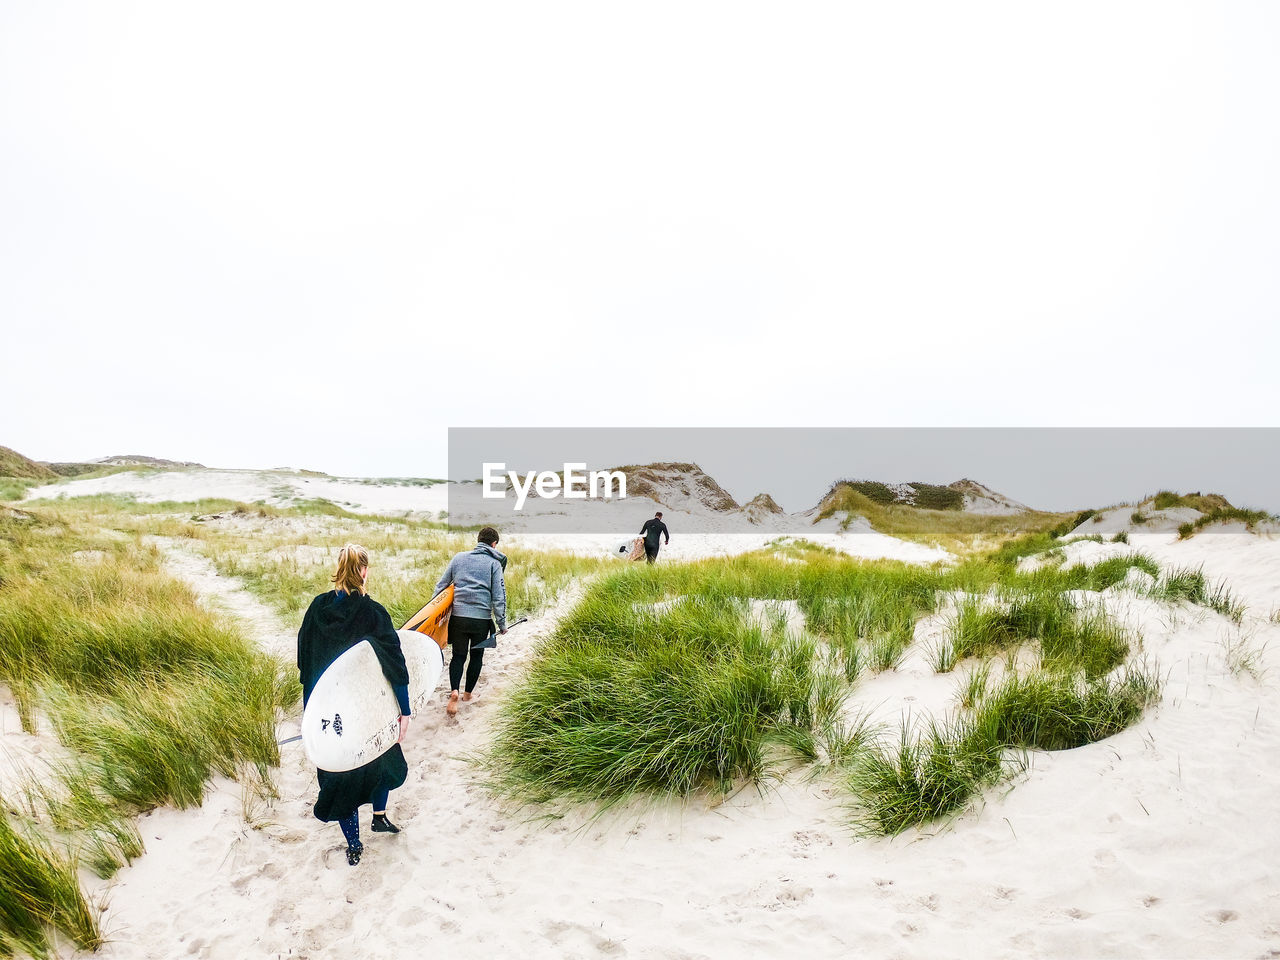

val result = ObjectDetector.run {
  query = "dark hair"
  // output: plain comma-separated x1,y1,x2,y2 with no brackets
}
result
655,512,663,518
478,526,500,545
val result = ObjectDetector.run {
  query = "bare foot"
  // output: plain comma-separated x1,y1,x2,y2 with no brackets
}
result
462,692,473,702
446,691,459,716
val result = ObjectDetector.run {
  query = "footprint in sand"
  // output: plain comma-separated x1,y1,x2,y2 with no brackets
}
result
1206,909,1238,924
267,901,298,928
917,893,940,912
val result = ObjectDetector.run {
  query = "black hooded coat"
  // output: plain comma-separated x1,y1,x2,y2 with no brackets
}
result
297,590,410,822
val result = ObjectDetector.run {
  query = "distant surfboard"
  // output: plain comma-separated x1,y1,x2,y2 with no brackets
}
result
301,629,444,773
610,537,645,561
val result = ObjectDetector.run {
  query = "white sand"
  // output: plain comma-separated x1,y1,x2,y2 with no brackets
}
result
10,473,1280,958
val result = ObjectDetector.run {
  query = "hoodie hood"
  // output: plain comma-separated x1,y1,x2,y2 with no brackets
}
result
315,591,370,633
472,542,507,568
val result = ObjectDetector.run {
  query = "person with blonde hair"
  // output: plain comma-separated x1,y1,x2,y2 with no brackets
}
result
297,544,411,865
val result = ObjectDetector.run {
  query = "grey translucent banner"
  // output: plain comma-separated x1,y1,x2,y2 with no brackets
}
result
445,428,1280,535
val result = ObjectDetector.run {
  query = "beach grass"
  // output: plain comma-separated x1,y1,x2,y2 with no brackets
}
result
487,541,1180,817
1177,506,1275,539
0,810,103,958
847,665,1160,835
845,713,1009,836
814,485,1076,552
1156,565,1246,622
199,525,598,623
19,760,146,877
483,587,818,804
945,588,1132,679
972,667,1160,750
0,506,297,948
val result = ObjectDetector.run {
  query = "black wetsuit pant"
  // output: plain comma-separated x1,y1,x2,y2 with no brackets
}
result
448,614,491,692
644,540,660,563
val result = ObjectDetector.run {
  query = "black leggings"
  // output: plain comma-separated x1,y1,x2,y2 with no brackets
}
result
448,615,491,693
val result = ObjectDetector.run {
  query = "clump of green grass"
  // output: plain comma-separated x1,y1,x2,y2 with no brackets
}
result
483,546,1158,818
946,591,1131,679
1111,530,1129,544
42,660,290,810
0,811,102,958
484,588,815,804
845,713,1008,836
1156,566,1245,622
0,476,42,502
973,668,1160,750
1039,606,1131,678
804,588,915,676
1177,507,1275,539
1055,553,1159,592
848,665,1160,835
1159,565,1208,604
1130,511,1148,525
20,761,145,877
1151,490,1233,513
958,661,994,710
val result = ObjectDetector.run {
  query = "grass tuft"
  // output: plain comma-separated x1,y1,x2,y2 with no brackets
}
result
848,665,1160,835
846,713,1009,836
0,811,103,957
973,668,1160,751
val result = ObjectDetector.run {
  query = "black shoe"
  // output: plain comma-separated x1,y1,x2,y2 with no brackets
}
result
346,842,363,866
371,814,400,834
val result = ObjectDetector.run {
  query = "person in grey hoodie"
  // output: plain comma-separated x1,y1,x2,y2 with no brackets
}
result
435,526,507,715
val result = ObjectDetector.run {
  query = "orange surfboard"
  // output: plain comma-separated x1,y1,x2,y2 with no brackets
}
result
402,583,454,650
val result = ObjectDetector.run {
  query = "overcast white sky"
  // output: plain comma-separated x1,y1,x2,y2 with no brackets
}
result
4,2,1278,486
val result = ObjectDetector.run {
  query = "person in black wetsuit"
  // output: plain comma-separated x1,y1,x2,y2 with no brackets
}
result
639,511,670,564
297,544,411,866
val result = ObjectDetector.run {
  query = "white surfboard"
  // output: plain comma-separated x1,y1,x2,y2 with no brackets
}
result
301,629,444,773
610,537,644,560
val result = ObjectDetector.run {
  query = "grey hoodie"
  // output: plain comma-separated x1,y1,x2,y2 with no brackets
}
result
435,543,507,630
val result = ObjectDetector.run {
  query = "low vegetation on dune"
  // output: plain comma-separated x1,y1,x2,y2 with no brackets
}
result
1177,506,1275,539
847,666,1160,836
191,512,598,624
0,446,58,482
0,505,297,956
814,484,1075,553
825,479,966,512
1150,490,1233,513
0,813,103,958
0,444,164,502
1121,491,1276,539
483,540,1216,830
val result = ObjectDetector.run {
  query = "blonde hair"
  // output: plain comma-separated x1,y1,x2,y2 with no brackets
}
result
332,543,370,595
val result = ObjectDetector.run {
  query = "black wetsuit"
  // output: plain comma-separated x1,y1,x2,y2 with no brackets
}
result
639,517,670,563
